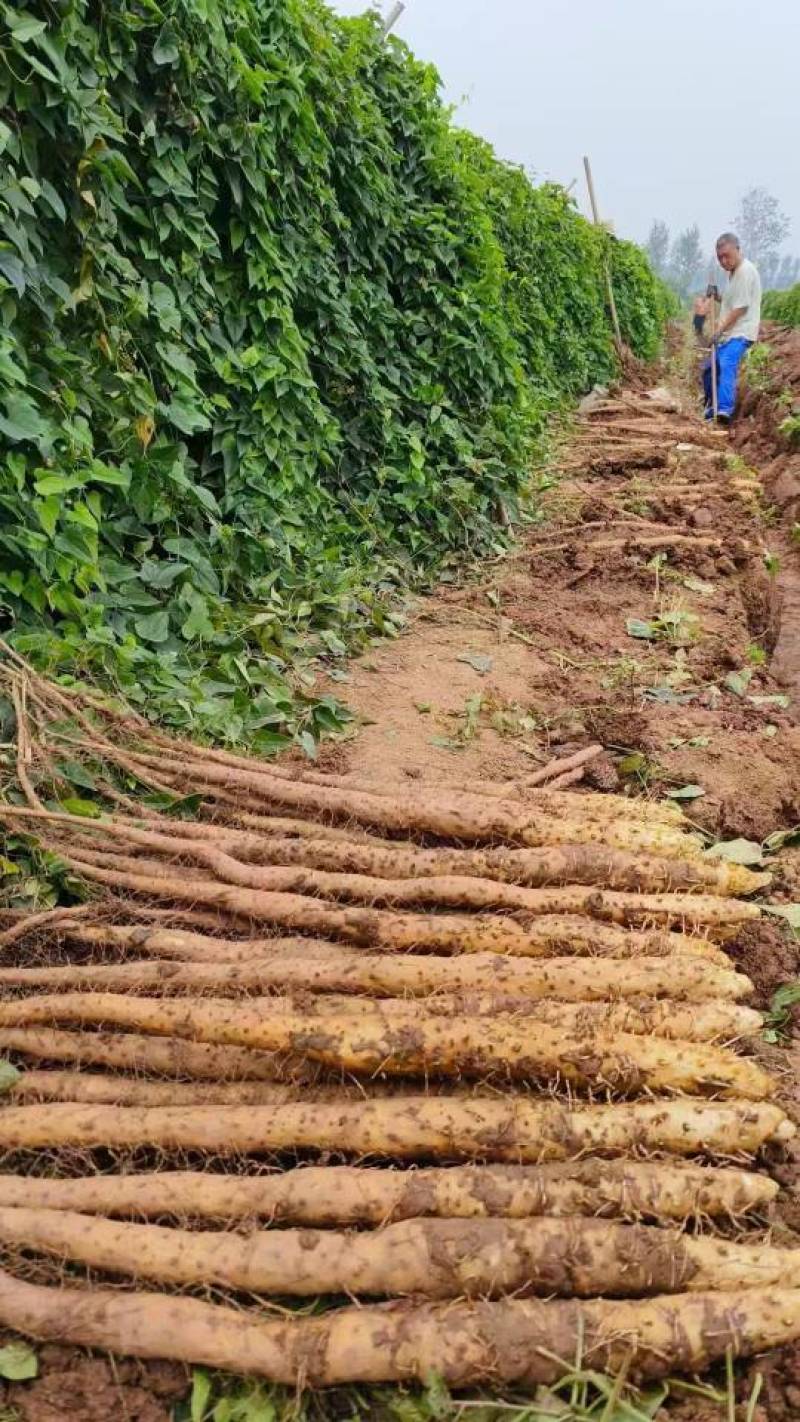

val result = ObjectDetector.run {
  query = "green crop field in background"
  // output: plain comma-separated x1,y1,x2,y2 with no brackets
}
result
763,284,800,328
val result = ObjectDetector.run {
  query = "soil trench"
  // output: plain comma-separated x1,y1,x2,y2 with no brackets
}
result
319,383,800,868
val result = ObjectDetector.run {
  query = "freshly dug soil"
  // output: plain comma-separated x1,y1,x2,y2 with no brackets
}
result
735,323,800,704
3,1344,188,1422
725,920,798,1006
324,392,800,847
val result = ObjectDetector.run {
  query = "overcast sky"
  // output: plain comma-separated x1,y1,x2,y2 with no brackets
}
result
331,0,800,260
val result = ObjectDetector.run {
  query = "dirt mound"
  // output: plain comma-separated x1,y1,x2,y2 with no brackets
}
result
737,324,800,476
725,920,799,1006
734,325,800,703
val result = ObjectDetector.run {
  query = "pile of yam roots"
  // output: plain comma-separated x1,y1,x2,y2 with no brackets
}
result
0,652,798,1392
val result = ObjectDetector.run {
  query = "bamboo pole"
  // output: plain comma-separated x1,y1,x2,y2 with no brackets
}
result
583,156,623,351
381,2,405,37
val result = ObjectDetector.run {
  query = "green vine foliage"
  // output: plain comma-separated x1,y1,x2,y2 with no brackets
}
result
0,0,671,752
458,134,674,405
763,284,800,328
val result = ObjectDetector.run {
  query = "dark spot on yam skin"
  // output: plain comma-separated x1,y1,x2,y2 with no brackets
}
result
297,1231,321,1252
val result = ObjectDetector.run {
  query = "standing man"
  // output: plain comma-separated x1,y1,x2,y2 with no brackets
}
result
703,233,761,425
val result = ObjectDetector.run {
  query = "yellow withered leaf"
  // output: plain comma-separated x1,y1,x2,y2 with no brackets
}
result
134,416,155,451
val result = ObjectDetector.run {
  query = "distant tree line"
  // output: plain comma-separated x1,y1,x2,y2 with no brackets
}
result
645,187,800,301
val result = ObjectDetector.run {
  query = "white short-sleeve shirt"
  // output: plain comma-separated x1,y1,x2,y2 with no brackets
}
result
720,258,761,343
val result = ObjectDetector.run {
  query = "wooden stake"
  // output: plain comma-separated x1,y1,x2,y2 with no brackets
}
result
708,293,719,423
583,156,623,351
381,2,405,37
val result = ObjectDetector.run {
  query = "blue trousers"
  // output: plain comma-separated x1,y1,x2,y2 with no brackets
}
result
702,338,752,418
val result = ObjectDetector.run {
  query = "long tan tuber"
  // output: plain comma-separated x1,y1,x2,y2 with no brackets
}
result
5,1072,317,1107
0,1027,302,1082
61,926,330,963
194,831,769,897
0,1160,774,1223
0,1097,789,1158
0,952,749,1002
2,1270,800,1384
11,671,685,827
62,919,733,965
52,745,701,857
1,1207,797,1299
46,857,755,952
512,787,686,825
0,980,757,1041
0,993,772,1096
23,806,762,895
245,994,762,1040
220,769,685,827
52,835,758,929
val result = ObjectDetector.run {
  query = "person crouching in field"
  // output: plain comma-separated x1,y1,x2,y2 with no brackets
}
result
702,233,761,426
692,292,709,340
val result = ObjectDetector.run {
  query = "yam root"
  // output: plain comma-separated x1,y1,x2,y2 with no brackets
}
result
228,787,686,830
0,953,750,1002
210,812,379,843
196,833,769,897
0,993,772,1096
0,980,757,1041
28,808,762,895
0,1160,774,1223
0,904,96,949
62,920,732,965
51,747,701,856
0,1097,789,1159
61,926,333,964
5,1072,315,1107
2,671,682,827
521,788,685,826
247,994,762,1040
1,1207,798,1300
0,1027,305,1082
2,1270,800,1384
123,741,604,802
43,858,752,955
51,835,757,929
